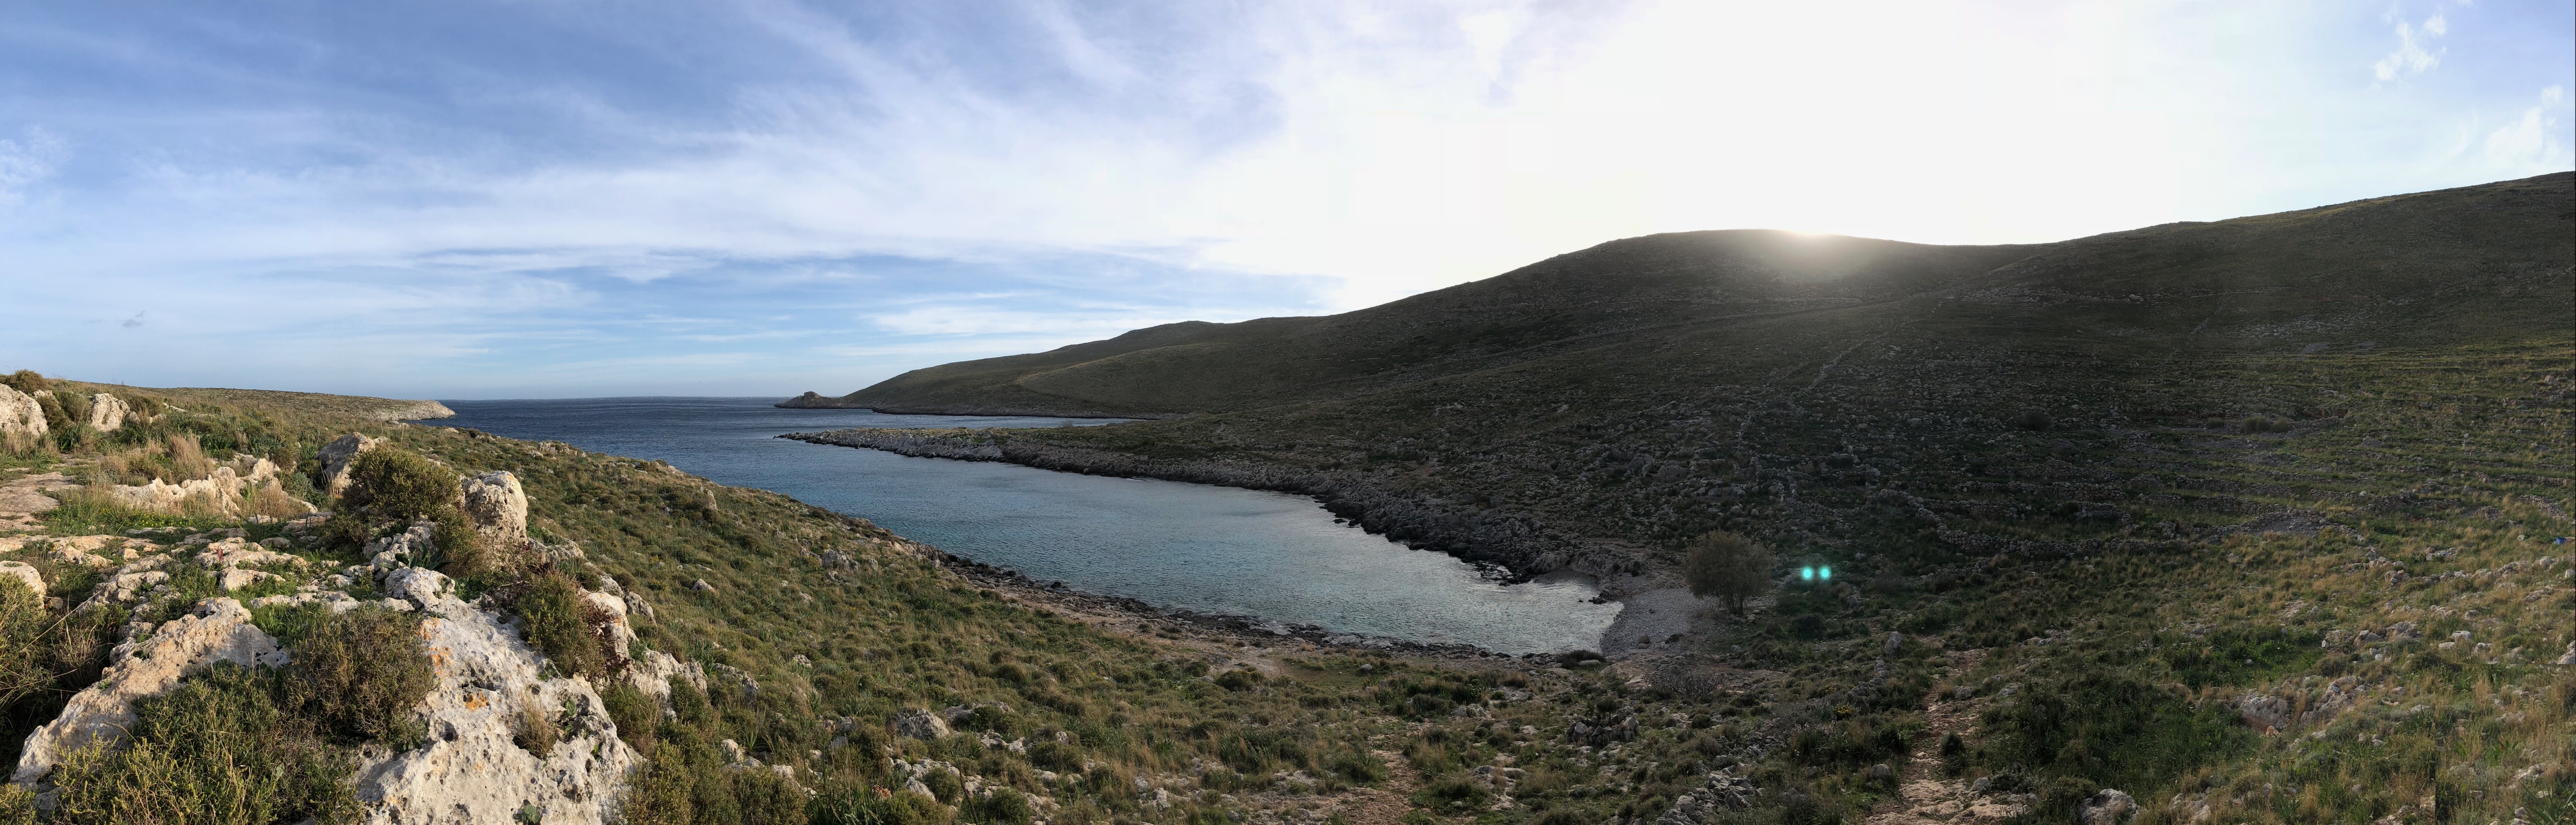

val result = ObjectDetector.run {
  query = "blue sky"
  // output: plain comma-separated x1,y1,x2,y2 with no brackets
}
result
3,0,2569,399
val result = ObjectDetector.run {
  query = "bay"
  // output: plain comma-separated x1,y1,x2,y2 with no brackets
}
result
431,397,1619,654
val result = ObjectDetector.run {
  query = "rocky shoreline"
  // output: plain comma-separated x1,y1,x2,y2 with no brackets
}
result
773,392,1178,418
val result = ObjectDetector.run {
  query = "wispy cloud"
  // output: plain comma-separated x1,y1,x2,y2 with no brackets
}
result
2374,13,2447,81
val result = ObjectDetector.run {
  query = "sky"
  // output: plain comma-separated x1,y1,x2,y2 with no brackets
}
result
2,0,2570,399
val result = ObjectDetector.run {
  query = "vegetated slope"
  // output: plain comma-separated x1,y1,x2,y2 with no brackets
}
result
4,377,1770,825
789,173,2576,823
111,385,455,421
789,234,2039,416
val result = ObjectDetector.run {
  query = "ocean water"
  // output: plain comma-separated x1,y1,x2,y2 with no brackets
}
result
430,397,1618,654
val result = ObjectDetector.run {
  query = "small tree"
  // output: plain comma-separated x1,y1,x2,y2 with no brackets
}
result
1682,531,1775,616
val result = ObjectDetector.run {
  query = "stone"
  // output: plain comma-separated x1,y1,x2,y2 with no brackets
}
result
2078,788,2138,825
366,523,439,571
84,394,128,432
1883,632,1904,656
721,739,747,763
0,561,40,597
690,578,714,591
459,471,529,549
0,385,45,439
583,589,636,653
219,567,274,591
349,570,639,825
108,458,306,517
2237,694,2290,732
318,432,385,497
13,598,287,785
893,707,952,740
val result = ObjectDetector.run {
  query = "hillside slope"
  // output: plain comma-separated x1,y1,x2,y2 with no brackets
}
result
786,173,2575,824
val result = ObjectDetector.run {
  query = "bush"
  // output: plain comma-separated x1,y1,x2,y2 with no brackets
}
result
49,663,358,825
0,577,49,709
963,787,1036,825
342,448,458,519
2015,409,2054,431
512,570,609,677
1682,531,1775,616
601,680,659,752
0,370,47,394
512,701,560,755
814,784,954,825
283,606,435,744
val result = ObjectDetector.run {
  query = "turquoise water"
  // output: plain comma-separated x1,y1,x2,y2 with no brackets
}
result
432,398,1618,654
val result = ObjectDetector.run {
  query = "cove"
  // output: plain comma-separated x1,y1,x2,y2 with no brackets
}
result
430,397,1620,654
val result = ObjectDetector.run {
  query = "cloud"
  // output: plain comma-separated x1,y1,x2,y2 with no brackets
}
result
2373,15,2445,81
2483,86,2574,169
0,128,64,202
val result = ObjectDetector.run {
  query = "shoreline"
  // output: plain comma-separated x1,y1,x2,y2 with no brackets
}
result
783,428,1729,659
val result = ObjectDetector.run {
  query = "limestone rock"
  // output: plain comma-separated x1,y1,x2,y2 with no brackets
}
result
0,385,44,439
319,432,385,498
2237,694,2290,732
84,394,128,432
1658,770,1756,825
583,589,636,654
351,569,640,825
624,648,701,713
108,458,306,517
0,561,40,596
12,598,287,785
893,707,952,739
459,471,529,549
367,523,439,570
2079,788,2138,825
689,578,714,592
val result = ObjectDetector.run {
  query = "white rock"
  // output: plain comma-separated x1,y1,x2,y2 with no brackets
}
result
2079,788,2138,825
0,385,45,439
108,458,302,517
0,561,40,596
84,394,128,432
351,580,639,825
12,598,287,785
384,567,455,607
319,432,385,498
366,523,439,571
893,707,952,739
460,472,529,549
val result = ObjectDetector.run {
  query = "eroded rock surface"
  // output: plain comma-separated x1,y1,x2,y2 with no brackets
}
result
352,568,640,825
460,471,529,548
11,598,287,785
0,386,45,439
108,457,307,517
320,432,386,497
85,393,128,432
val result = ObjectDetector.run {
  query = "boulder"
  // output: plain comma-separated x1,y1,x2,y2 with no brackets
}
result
2236,694,2290,732
366,523,439,571
893,707,952,740
350,569,640,825
319,432,385,497
583,589,637,653
0,561,40,596
2079,788,2138,825
108,458,302,517
0,385,45,438
84,394,128,432
459,471,529,548
12,598,287,785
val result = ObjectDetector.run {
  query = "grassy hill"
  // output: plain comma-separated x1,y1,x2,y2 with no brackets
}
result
783,173,2575,824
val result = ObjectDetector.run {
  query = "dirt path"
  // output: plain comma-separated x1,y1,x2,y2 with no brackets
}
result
1863,649,2029,825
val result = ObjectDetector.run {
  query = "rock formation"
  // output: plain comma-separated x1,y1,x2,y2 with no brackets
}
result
0,385,44,439
12,598,289,785
84,393,128,432
460,471,529,548
350,567,641,825
107,456,308,517
0,561,40,596
319,432,385,497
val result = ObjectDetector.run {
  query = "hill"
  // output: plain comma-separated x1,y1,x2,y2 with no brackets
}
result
786,173,2576,824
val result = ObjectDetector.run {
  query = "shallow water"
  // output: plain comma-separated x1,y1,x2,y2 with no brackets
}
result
432,397,1619,654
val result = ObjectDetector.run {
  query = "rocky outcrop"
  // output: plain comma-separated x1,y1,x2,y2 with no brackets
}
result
84,394,128,432
12,598,288,785
107,457,306,517
892,707,951,739
2079,788,2138,825
319,432,385,497
0,385,44,439
0,562,40,596
1658,769,1757,825
352,568,640,825
460,471,529,548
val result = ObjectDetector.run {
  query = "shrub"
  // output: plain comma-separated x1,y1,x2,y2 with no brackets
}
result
814,784,954,825
922,766,965,804
0,577,48,708
1325,748,1388,784
963,787,1036,825
512,701,560,755
0,784,33,825
283,606,435,744
1212,668,1262,691
342,448,458,519
2015,409,2054,431
0,370,47,394
511,570,610,677
601,680,659,752
1682,531,1775,616
49,663,358,825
